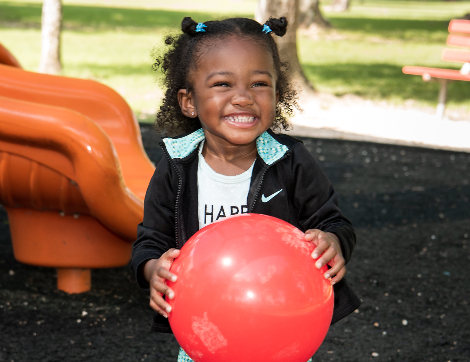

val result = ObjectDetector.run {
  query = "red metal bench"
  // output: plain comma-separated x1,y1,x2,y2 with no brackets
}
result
403,19,470,119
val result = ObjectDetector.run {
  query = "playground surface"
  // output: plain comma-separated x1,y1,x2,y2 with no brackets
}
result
1,123,469,362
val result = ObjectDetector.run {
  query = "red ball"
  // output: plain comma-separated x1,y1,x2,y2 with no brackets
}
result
167,214,334,362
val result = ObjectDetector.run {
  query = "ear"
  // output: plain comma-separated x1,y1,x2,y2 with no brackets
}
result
276,91,280,104
178,89,197,118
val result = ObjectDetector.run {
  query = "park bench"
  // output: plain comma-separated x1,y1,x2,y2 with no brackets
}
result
402,19,470,119
0,44,155,294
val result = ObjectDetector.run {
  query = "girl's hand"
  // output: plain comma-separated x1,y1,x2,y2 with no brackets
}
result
143,248,180,318
304,229,346,285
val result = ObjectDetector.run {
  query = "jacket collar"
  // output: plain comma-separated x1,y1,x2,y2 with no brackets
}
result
162,128,288,166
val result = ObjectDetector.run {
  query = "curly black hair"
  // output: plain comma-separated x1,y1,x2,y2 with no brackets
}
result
152,16,300,136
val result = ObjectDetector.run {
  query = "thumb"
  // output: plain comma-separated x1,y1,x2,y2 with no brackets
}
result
163,248,180,260
304,229,321,245
160,248,181,269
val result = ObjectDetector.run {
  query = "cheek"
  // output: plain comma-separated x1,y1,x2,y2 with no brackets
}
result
196,93,224,110
265,93,278,113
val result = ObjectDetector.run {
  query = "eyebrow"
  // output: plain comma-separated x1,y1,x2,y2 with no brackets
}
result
206,70,274,81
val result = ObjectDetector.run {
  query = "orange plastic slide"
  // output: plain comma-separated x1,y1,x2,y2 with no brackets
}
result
0,44,155,293
0,43,22,68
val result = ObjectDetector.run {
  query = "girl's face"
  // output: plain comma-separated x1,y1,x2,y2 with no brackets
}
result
178,36,278,149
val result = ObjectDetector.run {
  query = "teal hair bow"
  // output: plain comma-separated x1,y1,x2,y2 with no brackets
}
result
196,23,207,32
262,24,272,34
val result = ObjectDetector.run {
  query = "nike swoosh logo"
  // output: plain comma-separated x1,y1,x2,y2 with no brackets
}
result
261,189,283,203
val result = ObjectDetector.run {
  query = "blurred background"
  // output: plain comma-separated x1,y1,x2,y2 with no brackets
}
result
1,0,469,124
1,2,470,361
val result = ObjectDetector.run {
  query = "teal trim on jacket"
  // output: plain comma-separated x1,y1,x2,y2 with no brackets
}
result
132,129,360,334
163,128,289,166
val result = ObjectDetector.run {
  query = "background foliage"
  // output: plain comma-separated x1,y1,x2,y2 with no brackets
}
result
1,0,469,121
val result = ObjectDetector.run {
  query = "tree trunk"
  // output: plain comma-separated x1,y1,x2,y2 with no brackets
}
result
39,0,62,75
331,0,350,12
299,0,331,29
256,0,314,91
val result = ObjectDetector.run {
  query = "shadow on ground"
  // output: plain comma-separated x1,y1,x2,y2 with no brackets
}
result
302,62,470,104
1,124,469,361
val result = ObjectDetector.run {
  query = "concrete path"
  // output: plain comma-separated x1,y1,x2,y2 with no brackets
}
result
289,94,470,153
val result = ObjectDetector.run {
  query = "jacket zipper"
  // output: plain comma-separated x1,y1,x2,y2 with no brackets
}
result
161,142,182,250
249,166,267,212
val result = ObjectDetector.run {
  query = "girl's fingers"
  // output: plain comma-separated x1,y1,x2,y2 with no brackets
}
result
156,267,178,283
309,231,341,259
158,248,180,265
311,237,331,259
324,257,345,278
145,249,181,318
164,248,181,259
330,266,347,285
149,294,170,317
150,277,175,299
315,247,337,269
149,281,174,317
304,229,320,242
305,230,347,285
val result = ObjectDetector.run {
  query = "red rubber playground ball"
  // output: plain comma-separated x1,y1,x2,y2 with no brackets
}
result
167,214,334,362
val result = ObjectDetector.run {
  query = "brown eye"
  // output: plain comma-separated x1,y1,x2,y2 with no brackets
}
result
253,82,268,87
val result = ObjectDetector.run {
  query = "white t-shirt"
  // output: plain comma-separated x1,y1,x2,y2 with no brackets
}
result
197,141,254,230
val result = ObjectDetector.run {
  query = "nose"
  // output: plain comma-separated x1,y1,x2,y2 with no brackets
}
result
231,87,254,107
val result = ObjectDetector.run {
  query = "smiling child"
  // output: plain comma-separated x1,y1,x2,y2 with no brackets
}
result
131,16,360,362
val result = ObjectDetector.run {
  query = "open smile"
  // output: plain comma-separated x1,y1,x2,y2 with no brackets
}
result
224,116,258,124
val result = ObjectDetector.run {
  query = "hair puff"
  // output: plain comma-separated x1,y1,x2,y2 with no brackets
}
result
265,17,288,37
181,17,199,36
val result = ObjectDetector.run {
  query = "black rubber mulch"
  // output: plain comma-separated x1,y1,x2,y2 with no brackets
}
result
1,123,469,362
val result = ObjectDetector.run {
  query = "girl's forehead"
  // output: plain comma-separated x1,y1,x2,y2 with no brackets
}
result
200,35,266,50
194,36,275,69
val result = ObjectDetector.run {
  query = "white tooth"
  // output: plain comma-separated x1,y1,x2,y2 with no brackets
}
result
226,116,255,123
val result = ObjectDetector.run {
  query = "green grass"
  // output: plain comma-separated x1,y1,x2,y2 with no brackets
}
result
0,0,255,121
298,31,470,108
0,0,256,29
1,0,470,119
299,1,470,111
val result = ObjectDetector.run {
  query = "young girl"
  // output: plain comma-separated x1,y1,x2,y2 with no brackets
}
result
132,16,360,362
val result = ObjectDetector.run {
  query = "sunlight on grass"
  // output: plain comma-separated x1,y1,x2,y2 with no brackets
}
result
0,1,253,30
300,0,470,112
323,0,470,20
62,31,165,118
5,0,258,14
1,0,469,117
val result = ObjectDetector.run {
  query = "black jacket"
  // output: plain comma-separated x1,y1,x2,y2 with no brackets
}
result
132,129,361,333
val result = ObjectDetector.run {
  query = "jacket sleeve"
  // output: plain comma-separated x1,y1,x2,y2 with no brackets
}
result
290,143,356,263
131,155,178,291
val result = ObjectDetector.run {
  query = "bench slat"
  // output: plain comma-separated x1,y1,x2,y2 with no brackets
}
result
442,48,470,63
449,19,470,34
447,34,470,48
402,66,470,81
402,19,470,119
